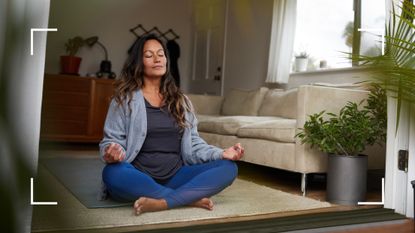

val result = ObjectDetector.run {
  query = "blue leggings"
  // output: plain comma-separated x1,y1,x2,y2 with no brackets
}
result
102,159,238,208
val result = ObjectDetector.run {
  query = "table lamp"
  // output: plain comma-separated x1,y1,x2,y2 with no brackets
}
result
85,36,116,79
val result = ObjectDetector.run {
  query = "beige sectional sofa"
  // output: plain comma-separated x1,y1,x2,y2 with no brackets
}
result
187,85,385,196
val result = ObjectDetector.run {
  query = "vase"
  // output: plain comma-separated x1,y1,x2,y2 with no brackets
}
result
326,154,368,205
60,55,82,75
295,58,308,72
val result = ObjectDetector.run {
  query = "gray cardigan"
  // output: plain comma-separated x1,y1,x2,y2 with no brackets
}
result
99,89,224,165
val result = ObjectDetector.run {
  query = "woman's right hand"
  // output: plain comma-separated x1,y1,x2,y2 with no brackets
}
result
103,143,126,163
222,143,244,161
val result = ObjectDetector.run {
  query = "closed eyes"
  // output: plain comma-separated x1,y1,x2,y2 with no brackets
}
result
144,50,165,58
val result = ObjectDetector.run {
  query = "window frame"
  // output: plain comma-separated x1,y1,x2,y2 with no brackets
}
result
291,0,385,74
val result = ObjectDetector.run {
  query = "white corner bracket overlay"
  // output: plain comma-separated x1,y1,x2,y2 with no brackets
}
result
30,28,58,56
30,177,58,205
358,178,385,206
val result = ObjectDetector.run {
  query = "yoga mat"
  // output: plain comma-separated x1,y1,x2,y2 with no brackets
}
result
41,157,131,208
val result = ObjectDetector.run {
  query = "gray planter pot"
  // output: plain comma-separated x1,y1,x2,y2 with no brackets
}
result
326,154,368,205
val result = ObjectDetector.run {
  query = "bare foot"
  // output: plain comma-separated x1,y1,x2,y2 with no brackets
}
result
134,197,168,215
190,198,214,210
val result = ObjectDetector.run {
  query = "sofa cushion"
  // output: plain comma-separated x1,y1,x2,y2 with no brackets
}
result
195,114,221,123
221,87,269,116
197,116,279,135
237,118,297,143
258,88,298,118
186,94,224,115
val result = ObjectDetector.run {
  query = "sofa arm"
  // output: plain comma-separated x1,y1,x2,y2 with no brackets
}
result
296,85,369,129
186,94,224,115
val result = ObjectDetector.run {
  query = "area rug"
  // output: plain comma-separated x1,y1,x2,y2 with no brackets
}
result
33,157,331,232
41,157,131,208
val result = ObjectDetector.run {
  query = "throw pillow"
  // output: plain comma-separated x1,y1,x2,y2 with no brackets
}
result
221,87,269,116
258,88,298,118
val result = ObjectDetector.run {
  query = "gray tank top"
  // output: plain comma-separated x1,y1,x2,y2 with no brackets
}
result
132,99,183,182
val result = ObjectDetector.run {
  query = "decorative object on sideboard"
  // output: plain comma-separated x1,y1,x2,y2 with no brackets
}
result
85,36,116,79
60,36,85,75
294,51,309,72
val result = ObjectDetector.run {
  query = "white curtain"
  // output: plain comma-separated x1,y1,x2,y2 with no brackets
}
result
266,0,297,84
0,0,50,232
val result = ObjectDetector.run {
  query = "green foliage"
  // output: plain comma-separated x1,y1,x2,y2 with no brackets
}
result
342,21,354,48
64,36,85,56
366,83,387,142
295,51,309,58
352,0,415,127
296,85,387,156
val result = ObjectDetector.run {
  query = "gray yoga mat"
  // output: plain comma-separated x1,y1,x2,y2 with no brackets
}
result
41,157,132,208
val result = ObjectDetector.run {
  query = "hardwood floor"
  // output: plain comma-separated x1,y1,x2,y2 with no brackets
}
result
236,160,383,203
329,219,414,233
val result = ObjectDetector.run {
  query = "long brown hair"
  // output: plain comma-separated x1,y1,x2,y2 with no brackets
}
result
114,34,191,130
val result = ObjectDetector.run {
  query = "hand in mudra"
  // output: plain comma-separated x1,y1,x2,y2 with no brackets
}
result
222,143,244,161
104,143,126,163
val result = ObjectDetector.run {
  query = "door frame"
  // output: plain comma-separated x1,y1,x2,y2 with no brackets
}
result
384,97,414,218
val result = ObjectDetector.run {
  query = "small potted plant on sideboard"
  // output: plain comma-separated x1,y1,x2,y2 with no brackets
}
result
60,36,85,75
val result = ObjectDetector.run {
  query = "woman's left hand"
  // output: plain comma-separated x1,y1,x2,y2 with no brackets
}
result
222,143,244,161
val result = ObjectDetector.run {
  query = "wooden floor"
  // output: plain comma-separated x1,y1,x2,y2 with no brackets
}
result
237,161,415,232
236,160,384,203
328,219,414,233
38,142,414,232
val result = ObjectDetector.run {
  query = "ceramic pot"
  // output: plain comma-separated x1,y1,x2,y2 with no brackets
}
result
60,55,81,75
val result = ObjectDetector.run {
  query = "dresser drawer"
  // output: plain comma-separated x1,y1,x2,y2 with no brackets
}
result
40,74,114,142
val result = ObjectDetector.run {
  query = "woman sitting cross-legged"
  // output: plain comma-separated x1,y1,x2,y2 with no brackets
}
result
99,34,244,215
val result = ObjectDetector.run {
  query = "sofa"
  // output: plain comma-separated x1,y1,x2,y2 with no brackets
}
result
187,85,386,196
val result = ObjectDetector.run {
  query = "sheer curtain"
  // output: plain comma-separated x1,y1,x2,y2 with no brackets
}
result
1,0,51,232
266,0,297,84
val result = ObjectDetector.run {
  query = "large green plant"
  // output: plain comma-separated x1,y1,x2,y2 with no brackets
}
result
354,0,415,126
296,85,386,156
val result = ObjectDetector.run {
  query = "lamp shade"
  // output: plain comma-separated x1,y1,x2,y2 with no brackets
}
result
85,36,108,61
85,36,98,47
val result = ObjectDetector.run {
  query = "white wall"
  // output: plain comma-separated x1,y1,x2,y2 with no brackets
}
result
45,0,193,91
223,0,274,93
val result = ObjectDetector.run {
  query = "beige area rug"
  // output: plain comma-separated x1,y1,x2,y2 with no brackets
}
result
32,165,331,232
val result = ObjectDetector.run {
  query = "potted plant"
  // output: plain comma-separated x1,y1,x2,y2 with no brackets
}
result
60,36,86,75
296,84,386,205
294,52,309,72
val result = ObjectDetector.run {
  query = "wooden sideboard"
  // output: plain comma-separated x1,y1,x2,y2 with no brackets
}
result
40,74,115,142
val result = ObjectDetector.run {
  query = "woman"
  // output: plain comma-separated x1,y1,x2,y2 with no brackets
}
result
99,34,244,215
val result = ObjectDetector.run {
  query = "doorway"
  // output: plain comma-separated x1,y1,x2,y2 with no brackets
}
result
190,0,227,96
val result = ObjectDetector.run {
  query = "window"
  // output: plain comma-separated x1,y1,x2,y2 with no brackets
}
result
360,0,386,57
292,0,386,72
